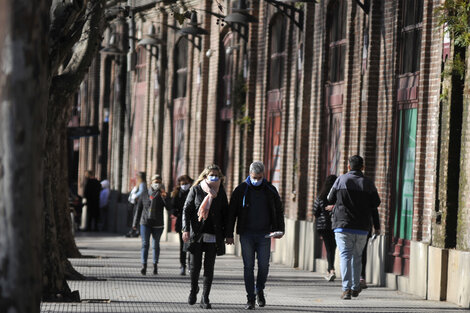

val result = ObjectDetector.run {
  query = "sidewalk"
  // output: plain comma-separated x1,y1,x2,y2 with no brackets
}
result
41,233,466,313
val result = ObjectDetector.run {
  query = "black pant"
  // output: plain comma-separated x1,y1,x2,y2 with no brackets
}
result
190,242,217,299
318,229,336,272
178,232,187,267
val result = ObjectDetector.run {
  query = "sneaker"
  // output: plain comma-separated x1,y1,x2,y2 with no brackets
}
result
324,272,336,281
352,288,361,297
188,286,199,305
245,299,256,310
360,279,368,289
256,290,266,307
200,297,212,309
341,290,352,300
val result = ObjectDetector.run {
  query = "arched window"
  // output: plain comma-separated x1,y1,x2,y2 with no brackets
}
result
391,0,423,276
265,14,287,189
323,0,347,176
172,38,188,182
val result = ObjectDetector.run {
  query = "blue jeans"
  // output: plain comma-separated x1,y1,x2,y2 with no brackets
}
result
335,232,368,291
140,225,163,265
240,233,271,300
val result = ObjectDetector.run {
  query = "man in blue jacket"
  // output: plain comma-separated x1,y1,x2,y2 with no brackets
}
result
327,155,381,300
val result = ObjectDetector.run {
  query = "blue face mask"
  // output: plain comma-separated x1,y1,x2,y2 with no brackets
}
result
250,178,262,186
208,175,220,182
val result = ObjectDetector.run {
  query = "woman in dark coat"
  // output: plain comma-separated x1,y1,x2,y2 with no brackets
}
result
182,164,232,309
133,174,168,275
171,174,193,275
313,174,337,281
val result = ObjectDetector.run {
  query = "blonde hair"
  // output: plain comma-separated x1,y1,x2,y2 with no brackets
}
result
193,164,224,186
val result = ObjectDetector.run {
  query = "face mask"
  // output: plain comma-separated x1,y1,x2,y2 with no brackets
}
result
208,175,220,182
180,183,190,191
250,178,262,186
151,183,161,191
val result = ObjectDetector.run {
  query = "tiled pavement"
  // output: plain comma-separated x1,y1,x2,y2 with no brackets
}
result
40,233,467,313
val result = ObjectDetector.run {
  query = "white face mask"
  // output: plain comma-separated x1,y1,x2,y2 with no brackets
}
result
180,183,190,191
207,175,220,182
151,183,161,191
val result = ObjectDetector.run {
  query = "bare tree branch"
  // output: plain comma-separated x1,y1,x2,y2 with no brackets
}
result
50,0,106,99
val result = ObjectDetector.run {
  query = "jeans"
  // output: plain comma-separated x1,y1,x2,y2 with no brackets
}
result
240,233,271,300
140,225,163,265
335,232,368,291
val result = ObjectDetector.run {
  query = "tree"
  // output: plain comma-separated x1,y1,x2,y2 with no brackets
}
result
0,1,50,313
43,0,109,301
1,0,114,311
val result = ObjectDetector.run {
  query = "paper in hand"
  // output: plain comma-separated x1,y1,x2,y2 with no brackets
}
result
265,231,284,238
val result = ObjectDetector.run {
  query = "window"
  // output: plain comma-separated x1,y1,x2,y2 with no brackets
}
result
327,0,347,83
399,0,422,75
135,46,147,82
269,15,287,90
174,39,188,98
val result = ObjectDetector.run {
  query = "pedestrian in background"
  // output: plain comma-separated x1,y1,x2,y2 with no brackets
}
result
313,174,337,282
99,179,110,231
228,161,285,310
327,155,380,300
133,174,168,275
83,170,101,231
182,164,231,309
126,171,147,237
171,174,193,276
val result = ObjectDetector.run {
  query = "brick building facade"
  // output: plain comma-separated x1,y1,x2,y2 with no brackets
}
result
75,0,470,307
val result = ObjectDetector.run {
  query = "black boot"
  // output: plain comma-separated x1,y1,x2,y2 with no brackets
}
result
256,290,266,307
180,265,186,276
188,267,200,305
140,264,147,275
200,277,212,309
153,263,158,275
188,286,199,305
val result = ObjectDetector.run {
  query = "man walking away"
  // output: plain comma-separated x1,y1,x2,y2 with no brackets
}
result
229,161,285,310
327,155,380,300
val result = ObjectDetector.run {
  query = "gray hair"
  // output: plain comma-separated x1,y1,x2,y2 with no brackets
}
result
249,161,265,174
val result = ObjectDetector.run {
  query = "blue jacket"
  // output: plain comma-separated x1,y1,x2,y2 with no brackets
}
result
327,170,380,231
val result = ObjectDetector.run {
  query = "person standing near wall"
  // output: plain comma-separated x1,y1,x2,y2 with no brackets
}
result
327,155,381,300
171,174,193,276
83,170,101,231
228,161,285,310
182,164,231,309
313,175,338,282
99,179,110,231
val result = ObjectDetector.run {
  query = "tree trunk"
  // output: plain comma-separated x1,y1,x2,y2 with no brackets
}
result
41,0,107,300
0,1,50,313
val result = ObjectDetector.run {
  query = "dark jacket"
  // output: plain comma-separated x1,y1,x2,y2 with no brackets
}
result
182,184,231,256
327,170,381,231
84,178,101,212
312,197,333,231
133,187,168,228
171,188,190,233
229,177,285,235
